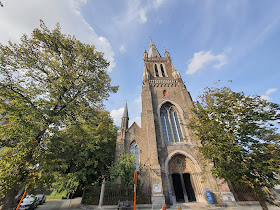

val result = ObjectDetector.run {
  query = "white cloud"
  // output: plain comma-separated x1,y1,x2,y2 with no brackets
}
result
153,0,165,8
98,36,115,71
117,0,166,25
133,95,141,104
110,107,124,125
186,51,227,75
0,0,116,71
130,116,141,127
261,88,278,101
265,88,277,95
139,8,148,23
260,95,271,101
110,106,141,127
119,45,126,53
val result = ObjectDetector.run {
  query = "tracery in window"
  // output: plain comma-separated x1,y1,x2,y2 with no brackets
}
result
160,64,165,77
160,103,184,143
130,141,140,171
154,64,159,77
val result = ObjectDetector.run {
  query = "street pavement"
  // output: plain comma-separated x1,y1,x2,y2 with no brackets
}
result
36,197,81,210
168,205,280,210
35,198,280,210
167,203,280,210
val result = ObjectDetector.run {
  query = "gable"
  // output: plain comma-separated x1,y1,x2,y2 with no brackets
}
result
126,122,141,134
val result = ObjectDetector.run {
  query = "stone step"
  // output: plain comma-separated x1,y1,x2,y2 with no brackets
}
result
167,202,209,209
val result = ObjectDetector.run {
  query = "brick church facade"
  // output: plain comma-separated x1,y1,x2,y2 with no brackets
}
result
115,40,235,208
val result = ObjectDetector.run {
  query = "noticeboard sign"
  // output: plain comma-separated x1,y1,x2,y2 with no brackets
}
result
153,184,161,193
168,189,173,205
205,188,214,204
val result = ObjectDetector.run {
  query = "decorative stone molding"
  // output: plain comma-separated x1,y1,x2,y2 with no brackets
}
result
164,150,206,203
149,79,177,84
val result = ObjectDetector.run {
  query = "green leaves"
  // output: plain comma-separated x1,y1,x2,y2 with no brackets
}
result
189,86,280,195
45,108,117,189
0,20,118,203
110,153,136,187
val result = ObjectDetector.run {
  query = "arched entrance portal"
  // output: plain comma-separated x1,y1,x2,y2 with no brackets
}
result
168,154,202,203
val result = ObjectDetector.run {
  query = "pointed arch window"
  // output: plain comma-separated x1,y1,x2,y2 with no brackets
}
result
160,103,184,143
130,141,140,171
154,64,159,77
160,64,165,77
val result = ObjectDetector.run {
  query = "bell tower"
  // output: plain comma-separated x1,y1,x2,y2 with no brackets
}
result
141,40,204,206
115,40,236,208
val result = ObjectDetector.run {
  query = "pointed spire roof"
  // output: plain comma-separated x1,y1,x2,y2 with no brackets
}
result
122,102,129,119
148,39,161,58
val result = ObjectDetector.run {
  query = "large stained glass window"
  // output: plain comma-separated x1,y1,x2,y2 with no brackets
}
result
130,141,140,171
160,103,184,143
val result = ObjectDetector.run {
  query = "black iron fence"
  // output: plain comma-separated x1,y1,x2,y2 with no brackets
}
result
230,183,258,201
84,187,101,205
84,184,152,205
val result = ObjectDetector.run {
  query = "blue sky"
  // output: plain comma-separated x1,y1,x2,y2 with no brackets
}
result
0,0,280,127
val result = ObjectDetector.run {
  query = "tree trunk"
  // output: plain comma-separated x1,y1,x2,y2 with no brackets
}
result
81,188,86,204
0,188,18,210
254,187,268,210
258,199,268,210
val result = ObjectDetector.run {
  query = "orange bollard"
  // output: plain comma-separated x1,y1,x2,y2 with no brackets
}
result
176,205,181,210
162,203,167,210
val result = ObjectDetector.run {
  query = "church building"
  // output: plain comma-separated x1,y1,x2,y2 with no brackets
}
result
115,40,236,208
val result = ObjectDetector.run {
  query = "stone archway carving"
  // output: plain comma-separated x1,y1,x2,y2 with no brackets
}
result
169,154,187,173
164,151,206,203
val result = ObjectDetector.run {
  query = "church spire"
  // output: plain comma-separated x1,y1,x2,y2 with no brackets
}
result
121,102,129,130
148,39,161,58
122,102,129,119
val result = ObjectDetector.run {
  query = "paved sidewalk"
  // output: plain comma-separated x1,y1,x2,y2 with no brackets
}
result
167,205,279,210
81,204,280,209
47,199,279,210
166,204,279,210
37,197,82,209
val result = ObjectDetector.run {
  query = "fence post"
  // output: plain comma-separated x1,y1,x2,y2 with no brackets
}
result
98,179,106,209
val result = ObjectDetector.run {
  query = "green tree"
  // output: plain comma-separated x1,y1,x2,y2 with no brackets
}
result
111,153,136,188
46,108,117,194
0,20,118,208
189,86,280,210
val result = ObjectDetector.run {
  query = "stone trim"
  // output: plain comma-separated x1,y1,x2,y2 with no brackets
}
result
164,150,206,203
147,57,167,61
149,79,177,84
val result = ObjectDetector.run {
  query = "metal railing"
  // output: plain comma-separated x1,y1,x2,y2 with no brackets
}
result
84,184,152,205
